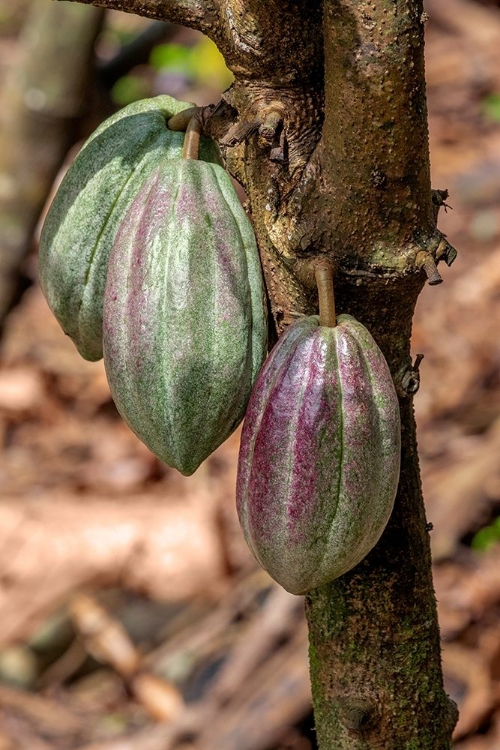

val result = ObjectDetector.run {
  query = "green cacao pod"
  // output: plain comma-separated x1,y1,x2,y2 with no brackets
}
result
103,158,267,476
236,314,401,594
39,95,222,361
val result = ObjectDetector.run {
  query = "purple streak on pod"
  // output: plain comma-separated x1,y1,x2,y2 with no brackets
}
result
236,314,401,594
103,158,267,476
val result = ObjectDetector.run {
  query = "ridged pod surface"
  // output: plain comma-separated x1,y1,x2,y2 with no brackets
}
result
237,314,401,594
39,95,222,361
103,159,267,476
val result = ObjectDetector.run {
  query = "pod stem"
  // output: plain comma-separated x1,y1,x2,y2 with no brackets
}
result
167,107,201,132
314,261,336,327
182,115,202,160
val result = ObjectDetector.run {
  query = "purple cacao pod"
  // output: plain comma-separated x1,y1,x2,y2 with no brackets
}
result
236,314,401,594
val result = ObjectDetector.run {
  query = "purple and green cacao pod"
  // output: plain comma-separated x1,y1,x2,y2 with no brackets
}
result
39,95,222,362
236,314,401,594
103,158,267,476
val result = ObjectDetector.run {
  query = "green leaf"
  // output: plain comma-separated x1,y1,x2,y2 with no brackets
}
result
471,523,500,552
188,37,233,89
149,43,191,73
150,38,233,90
111,75,150,106
482,93,500,123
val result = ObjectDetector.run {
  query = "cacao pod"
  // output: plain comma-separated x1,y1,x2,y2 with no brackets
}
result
103,158,267,476
39,95,222,361
236,314,400,594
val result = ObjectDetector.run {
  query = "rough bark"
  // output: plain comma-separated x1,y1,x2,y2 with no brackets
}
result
302,4,456,745
57,0,459,746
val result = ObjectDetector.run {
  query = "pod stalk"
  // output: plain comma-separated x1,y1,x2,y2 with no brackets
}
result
315,261,336,327
182,115,202,160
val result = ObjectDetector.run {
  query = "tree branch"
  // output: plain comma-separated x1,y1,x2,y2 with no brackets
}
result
299,0,437,275
216,0,322,83
300,1,458,746
58,0,217,35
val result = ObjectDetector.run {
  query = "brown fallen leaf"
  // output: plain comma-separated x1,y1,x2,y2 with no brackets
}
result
131,673,185,723
443,643,495,740
0,683,84,736
0,494,227,647
0,368,43,412
70,593,185,723
423,419,500,561
70,594,141,678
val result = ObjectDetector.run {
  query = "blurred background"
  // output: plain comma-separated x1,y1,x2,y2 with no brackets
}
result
0,0,499,748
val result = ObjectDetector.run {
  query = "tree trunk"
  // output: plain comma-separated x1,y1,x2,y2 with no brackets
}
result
57,0,459,746
0,0,104,327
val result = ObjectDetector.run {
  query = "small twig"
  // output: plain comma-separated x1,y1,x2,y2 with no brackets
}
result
259,104,284,142
209,586,301,705
220,119,260,147
416,251,443,285
270,125,286,162
422,257,443,285
70,593,140,677
36,636,88,688
413,353,424,370
435,236,458,267
432,188,453,224
70,594,184,723
399,354,424,397
56,0,217,35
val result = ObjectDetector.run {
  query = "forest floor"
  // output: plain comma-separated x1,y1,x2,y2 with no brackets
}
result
1,0,500,748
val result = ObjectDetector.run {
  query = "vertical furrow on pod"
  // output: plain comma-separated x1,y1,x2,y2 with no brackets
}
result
283,332,338,591
236,320,309,559
103,143,267,475
103,167,162,456
330,328,381,573
211,165,267,381
39,95,223,362
348,318,402,523
135,173,180,463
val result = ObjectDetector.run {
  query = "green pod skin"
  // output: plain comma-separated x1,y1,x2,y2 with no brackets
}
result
39,95,222,361
103,159,268,476
236,315,401,595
